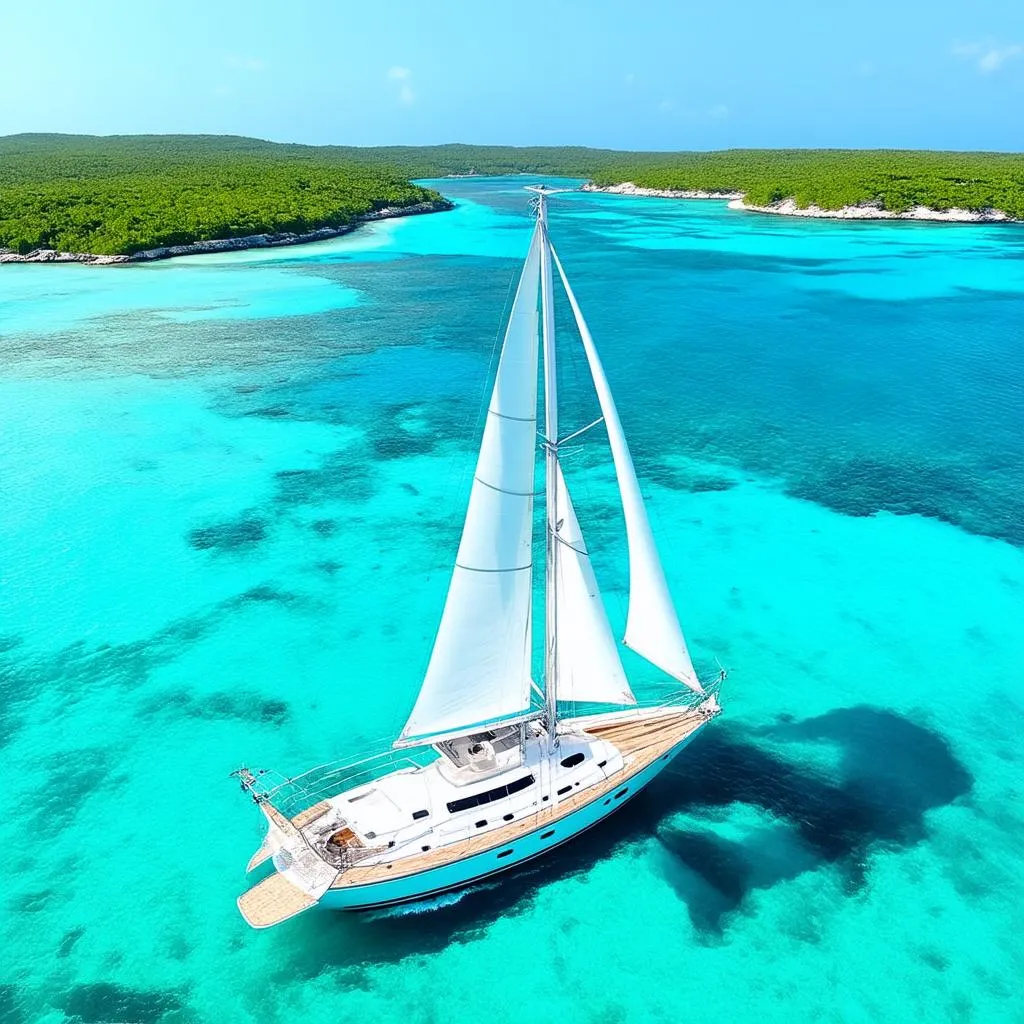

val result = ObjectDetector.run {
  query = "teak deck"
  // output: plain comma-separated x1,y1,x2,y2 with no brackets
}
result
237,707,707,927
238,868,320,928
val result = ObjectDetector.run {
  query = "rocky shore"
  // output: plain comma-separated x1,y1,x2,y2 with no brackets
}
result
0,198,453,266
582,182,1015,223
581,182,742,200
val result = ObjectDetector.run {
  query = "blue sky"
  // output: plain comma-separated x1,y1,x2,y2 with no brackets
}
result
2,0,1022,150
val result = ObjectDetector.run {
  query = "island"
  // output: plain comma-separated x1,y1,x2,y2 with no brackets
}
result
2,138,1020,265
579,149,1023,222
0,135,454,264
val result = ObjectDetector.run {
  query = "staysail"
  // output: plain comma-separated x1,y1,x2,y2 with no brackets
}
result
549,243,704,695
553,464,636,706
396,225,543,746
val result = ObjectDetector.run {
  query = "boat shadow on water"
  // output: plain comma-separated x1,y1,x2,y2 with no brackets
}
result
278,704,972,972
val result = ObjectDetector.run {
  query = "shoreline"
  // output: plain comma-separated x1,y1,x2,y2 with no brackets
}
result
0,198,454,266
582,182,1016,223
581,182,742,200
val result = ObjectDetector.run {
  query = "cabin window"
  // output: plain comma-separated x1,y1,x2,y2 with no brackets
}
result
557,785,572,796
446,773,535,814
364,831,377,839
541,829,555,839
421,845,431,852
560,752,585,769
497,849,514,859
597,760,607,769
412,809,429,821
614,787,629,800
503,813,514,821
476,819,487,828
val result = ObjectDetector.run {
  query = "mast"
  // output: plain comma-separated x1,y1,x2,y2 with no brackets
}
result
537,188,560,750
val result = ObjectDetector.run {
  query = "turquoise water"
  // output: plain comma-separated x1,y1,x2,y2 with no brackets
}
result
2,178,1022,1023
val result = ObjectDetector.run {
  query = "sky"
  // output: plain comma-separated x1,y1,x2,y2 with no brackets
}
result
1,0,1022,151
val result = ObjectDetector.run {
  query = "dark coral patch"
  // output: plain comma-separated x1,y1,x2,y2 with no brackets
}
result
372,432,436,460
146,687,289,726
62,982,182,1024
0,634,24,654
26,747,115,832
787,454,1024,548
0,986,22,1024
274,452,375,506
646,460,736,494
57,926,86,958
648,707,972,931
188,513,267,552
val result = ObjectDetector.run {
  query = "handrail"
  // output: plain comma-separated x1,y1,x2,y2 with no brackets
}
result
265,747,436,819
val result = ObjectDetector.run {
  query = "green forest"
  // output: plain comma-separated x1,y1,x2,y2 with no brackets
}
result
0,135,446,256
2,135,1022,256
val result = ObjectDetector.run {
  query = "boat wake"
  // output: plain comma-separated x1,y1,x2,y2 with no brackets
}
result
363,880,505,919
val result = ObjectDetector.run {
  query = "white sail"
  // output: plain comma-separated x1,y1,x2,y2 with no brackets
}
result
397,226,543,746
553,464,636,706
549,243,704,695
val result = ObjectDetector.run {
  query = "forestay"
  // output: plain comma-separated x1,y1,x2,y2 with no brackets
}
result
396,225,543,746
549,243,704,695
553,464,636,706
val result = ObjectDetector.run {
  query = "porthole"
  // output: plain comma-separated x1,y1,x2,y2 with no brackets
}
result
503,813,514,821
614,787,629,800
557,785,572,796
412,809,429,820
475,819,487,828
541,829,555,839
497,849,514,859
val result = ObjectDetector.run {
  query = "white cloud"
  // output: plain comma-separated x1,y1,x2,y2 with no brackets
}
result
708,103,729,119
952,40,1022,73
225,54,266,73
387,66,416,104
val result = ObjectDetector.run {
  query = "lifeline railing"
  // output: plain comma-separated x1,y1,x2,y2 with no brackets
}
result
233,743,437,820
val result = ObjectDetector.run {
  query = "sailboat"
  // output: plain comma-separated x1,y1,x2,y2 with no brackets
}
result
234,187,723,928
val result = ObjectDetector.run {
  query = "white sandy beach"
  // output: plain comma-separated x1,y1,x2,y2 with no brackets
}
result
582,182,1015,223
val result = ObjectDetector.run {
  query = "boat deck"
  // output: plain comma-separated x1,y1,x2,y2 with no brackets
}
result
246,800,333,871
238,867,324,928
330,707,706,889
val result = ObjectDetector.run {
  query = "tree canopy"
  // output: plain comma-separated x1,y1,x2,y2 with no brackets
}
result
1,135,1021,256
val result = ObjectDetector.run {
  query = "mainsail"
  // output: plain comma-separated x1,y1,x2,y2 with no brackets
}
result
549,243,704,695
396,225,543,746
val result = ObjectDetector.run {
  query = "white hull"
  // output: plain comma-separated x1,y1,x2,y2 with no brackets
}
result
319,728,698,911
